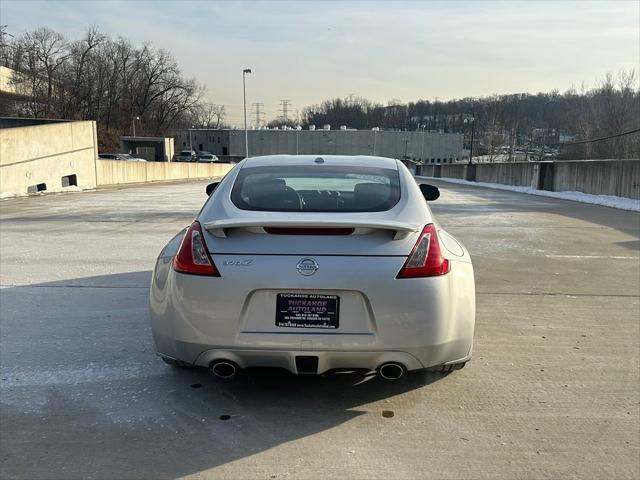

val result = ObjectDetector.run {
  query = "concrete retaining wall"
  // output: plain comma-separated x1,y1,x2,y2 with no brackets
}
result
96,160,233,186
1,120,98,197
552,160,640,199
0,119,234,198
440,164,466,179
475,162,537,187
419,159,640,200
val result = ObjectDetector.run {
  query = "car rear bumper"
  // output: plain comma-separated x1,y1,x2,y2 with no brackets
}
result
150,254,475,372
155,337,472,373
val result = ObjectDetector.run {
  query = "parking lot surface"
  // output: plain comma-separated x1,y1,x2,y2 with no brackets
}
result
1,180,638,479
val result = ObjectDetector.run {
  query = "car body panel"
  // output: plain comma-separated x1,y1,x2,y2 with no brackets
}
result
150,155,475,374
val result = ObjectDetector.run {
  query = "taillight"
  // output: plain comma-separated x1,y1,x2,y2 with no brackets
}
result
173,221,220,276
396,224,450,278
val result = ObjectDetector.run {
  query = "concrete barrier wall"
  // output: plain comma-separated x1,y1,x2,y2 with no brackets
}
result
419,165,435,177
475,162,537,187
0,117,233,198
440,164,466,179
553,160,640,199
426,159,640,199
0,120,98,197
96,160,233,186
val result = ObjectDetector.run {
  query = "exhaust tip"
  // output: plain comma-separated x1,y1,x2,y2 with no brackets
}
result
378,362,407,380
210,360,238,379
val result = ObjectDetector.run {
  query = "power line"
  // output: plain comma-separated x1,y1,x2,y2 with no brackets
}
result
561,128,640,146
279,99,292,122
252,102,264,128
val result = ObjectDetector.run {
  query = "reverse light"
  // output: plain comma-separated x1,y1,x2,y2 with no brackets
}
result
173,222,220,276
396,224,450,278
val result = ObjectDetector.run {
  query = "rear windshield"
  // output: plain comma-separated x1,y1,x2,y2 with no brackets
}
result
231,165,401,212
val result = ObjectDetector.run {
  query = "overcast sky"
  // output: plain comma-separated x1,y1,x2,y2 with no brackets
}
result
2,0,638,125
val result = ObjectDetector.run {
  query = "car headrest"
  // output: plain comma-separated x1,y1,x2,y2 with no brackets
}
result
242,177,286,198
353,182,390,209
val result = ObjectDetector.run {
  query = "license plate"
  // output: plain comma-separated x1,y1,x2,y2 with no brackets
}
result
276,293,339,329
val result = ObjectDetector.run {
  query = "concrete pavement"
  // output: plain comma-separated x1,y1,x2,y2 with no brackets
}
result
1,180,638,479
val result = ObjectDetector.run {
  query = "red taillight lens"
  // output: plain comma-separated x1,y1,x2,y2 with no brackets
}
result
396,224,450,278
173,221,220,276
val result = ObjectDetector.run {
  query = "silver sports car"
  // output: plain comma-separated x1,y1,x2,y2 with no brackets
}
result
150,155,475,380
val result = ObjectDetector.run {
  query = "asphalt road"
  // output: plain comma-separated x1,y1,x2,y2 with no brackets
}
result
1,180,638,480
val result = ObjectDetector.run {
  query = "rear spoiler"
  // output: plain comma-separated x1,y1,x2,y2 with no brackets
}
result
203,219,420,240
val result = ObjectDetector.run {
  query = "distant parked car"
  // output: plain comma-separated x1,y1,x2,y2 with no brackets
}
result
175,150,197,162
119,154,147,162
98,153,146,162
197,152,220,163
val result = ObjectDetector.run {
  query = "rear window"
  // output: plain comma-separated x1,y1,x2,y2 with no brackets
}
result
231,165,401,212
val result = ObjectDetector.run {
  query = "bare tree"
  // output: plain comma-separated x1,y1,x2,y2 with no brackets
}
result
193,102,226,128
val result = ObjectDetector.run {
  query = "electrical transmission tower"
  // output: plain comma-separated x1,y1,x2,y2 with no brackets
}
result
252,102,264,128
279,99,292,122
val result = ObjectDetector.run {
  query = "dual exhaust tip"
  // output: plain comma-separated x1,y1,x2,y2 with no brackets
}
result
377,362,407,380
210,359,408,381
210,360,238,379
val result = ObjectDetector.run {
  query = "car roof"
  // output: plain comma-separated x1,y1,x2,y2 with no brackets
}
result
242,155,399,169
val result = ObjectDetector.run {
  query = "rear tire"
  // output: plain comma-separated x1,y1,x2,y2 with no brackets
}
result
161,357,191,368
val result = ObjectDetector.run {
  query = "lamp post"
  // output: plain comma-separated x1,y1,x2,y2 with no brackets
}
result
188,125,195,152
242,68,252,158
372,128,377,155
132,116,140,137
464,116,475,164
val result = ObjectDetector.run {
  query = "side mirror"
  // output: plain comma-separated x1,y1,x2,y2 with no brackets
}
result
419,183,440,201
206,182,220,196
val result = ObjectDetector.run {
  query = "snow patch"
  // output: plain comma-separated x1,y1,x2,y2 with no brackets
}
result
0,191,26,199
424,177,640,212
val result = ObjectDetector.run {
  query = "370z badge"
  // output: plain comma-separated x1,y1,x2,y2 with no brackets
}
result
223,259,254,266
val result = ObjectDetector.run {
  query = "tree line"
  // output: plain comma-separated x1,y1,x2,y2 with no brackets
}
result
301,72,639,160
0,26,224,150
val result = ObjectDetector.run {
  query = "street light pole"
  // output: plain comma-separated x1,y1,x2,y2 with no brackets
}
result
469,119,475,165
242,68,252,158
465,116,475,165
189,126,194,151
373,129,377,155
132,116,139,137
